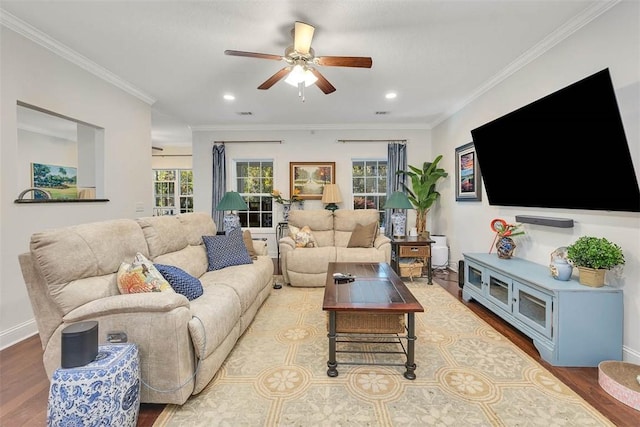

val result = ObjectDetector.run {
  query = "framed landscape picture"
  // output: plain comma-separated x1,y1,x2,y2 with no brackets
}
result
455,142,482,201
31,162,78,200
290,162,335,200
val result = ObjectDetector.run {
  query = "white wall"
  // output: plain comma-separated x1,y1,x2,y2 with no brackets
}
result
432,1,640,363
0,28,154,348
192,128,431,254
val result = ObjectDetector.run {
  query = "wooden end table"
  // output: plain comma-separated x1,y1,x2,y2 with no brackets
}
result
390,236,434,284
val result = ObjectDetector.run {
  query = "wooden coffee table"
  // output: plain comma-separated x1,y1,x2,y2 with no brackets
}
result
322,262,424,379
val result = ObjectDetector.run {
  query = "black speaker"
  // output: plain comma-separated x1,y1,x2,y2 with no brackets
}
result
61,321,98,368
458,260,465,288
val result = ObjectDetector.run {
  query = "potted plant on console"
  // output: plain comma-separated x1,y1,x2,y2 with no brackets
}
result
396,155,448,238
566,236,625,287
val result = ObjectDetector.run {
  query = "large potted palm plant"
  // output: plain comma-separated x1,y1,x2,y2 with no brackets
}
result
396,155,448,237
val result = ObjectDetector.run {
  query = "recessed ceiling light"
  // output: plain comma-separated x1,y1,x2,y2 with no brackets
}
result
385,92,397,99
223,94,235,101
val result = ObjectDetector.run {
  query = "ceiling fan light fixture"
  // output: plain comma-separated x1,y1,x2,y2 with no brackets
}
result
285,64,318,87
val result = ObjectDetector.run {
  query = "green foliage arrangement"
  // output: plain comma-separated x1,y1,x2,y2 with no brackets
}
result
396,155,448,234
566,236,625,270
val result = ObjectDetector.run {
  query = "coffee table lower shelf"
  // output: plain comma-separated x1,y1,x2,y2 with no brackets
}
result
326,311,418,380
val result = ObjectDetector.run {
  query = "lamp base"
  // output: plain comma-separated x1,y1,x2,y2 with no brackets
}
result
391,212,407,237
223,213,241,234
325,203,339,212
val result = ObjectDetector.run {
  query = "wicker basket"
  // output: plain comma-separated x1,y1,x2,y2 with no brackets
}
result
329,312,405,334
399,260,424,280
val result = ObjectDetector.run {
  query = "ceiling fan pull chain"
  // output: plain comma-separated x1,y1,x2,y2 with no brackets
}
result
298,81,305,102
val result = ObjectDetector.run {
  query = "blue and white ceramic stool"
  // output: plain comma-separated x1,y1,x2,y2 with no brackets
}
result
47,343,140,427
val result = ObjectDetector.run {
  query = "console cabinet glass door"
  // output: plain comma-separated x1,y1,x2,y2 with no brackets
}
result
513,281,553,339
486,270,512,313
465,262,483,291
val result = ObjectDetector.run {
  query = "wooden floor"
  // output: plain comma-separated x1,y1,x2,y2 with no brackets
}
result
1,265,638,426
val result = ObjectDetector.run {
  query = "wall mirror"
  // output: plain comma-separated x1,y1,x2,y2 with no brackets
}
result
15,101,107,203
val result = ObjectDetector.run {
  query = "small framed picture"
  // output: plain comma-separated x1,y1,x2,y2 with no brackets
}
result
290,162,335,200
455,142,482,201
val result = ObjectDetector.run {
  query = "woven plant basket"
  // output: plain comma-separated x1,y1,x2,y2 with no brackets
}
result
577,266,606,287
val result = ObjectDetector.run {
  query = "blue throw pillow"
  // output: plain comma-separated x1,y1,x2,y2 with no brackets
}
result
154,264,203,301
202,228,253,271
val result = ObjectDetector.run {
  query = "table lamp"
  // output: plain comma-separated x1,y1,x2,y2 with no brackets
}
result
215,191,248,234
383,191,413,237
322,184,342,211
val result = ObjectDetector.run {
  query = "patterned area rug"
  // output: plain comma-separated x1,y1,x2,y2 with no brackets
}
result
154,277,613,426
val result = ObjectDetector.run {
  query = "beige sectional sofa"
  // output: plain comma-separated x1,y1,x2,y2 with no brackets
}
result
18,212,273,405
279,210,391,287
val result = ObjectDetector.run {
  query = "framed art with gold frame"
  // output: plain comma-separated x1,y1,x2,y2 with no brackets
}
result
290,162,336,200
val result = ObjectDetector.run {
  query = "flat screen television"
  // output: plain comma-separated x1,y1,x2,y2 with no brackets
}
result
470,68,640,213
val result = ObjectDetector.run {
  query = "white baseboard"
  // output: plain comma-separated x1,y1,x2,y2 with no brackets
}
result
0,319,38,350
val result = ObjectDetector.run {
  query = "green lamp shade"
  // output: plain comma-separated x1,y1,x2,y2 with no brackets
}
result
383,191,413,209
215,191,248,211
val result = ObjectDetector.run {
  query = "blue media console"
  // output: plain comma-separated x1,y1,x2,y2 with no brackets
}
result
462,253,623,367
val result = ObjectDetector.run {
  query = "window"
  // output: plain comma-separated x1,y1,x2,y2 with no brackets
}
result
235,160,274,228
352,160,387,223
153,169,193,216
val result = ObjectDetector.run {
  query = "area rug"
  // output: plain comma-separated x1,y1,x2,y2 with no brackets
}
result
153,277,613,426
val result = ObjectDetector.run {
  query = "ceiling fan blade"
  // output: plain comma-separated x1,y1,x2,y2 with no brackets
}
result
224,50,283,61
258,67,290,90
294,21,315,54
309,68,336,94
316,56,373,68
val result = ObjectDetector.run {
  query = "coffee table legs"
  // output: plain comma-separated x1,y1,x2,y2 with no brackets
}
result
326,311,418,379
404,313,417,380
327,311,338,377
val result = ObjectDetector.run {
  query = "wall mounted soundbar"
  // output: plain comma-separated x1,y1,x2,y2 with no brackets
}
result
515,215,574,228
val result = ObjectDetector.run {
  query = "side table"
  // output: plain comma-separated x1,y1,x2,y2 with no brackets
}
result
47,343,140,427
275,221,289,272
391,236,434,284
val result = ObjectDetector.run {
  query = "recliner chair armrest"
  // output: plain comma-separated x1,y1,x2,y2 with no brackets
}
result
279,236,296,251
63,292,190,322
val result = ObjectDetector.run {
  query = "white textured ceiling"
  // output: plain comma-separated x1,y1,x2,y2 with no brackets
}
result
2,0,609,146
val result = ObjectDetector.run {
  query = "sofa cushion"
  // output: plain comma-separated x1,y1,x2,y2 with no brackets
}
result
334,209,381,247
117,253,173,294
177,212,217,246
347,221,378,248
289,225,317,248
203,229,253,271
155,264,203,301
288,210,334,247
137,216,189,258
152,245,209,279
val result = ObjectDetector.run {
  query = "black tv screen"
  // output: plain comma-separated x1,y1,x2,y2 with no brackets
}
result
470,68,640,213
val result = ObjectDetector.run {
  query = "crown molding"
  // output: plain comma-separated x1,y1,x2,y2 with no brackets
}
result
0,9,156,105
191,122,431,132
431,0,621,127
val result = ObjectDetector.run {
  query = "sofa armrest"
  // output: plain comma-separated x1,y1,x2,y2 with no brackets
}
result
279,236,296,251
63,292,190,322
373,235,391,249
252,238,268,256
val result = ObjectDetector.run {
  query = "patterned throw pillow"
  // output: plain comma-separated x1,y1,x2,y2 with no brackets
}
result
202,228,253,271
347,221,378,248
289,225,317,248
154,264,203,301
117,252,173,294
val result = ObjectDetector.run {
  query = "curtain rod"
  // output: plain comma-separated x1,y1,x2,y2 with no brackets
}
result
336,139,407,143
152,154,192,157
214,140,283,144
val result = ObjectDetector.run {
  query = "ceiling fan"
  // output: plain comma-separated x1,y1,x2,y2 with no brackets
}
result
224,21,372,97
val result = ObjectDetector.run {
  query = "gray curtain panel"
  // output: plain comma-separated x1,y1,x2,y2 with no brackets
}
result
212,144,226,230
385,142,407,236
